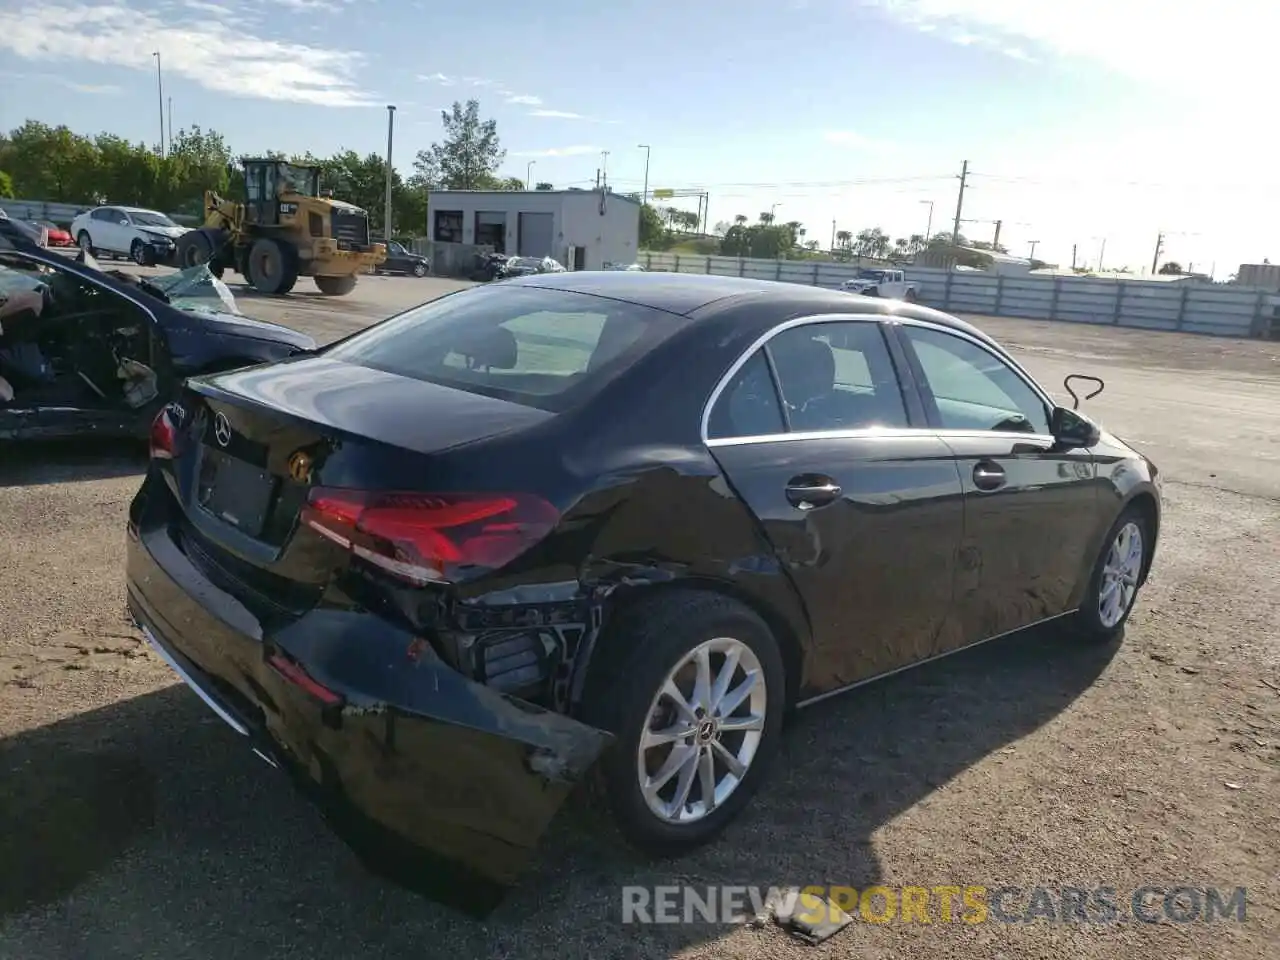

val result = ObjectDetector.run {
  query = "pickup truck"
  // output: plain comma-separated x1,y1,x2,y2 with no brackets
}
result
839,268,918,301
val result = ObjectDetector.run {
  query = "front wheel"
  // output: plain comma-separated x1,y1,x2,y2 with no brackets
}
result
130,239,153,266
77,231,95,256
580,591,785,856
904,289,918,303
412,261,428,277
1075,506,1151,642
314,275,357,296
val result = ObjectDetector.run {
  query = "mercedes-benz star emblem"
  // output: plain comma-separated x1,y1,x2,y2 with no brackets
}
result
213,412,232,448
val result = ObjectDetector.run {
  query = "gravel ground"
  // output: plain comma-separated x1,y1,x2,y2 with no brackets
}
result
0,271,1276,959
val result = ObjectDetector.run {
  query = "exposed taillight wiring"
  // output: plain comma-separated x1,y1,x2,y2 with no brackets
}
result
300,488,559,585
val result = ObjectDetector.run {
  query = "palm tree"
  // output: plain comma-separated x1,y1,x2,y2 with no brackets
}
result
836,229,852,249
734,214,748,225
907,233,926,255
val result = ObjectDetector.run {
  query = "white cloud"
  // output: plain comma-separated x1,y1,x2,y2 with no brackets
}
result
0,69,120,95
506,94,542,105
417,72,455,86
272,0,352,10
857,0,1277,103
530,109,586,120
512,145,602,158
0,2,376,106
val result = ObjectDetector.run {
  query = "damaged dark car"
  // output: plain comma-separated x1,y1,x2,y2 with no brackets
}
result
0,220,315,441
125,272,1161,914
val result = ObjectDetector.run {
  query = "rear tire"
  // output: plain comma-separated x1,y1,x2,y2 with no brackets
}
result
314,275,357,296
1074,505,1151,643
77,231,96,257
904,289,918,303
246,238,299,295
579,590,785,857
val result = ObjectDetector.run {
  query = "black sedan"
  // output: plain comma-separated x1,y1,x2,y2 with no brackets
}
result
125,272,1161,913
0,220,315,441
374,240,430,277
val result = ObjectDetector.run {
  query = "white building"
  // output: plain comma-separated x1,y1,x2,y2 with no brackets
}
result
425,188,641,270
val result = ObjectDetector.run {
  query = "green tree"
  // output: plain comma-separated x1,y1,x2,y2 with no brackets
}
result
0,169,13,198
0,121,100,202
639,203,672,249
534,181,554,191
1158,261,1184,275
415,99,505,191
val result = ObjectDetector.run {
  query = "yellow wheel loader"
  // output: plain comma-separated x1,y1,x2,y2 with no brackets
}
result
174,159,386,296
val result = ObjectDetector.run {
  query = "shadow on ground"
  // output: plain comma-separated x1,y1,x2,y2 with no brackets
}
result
0,438,148,488
0,622,1118,959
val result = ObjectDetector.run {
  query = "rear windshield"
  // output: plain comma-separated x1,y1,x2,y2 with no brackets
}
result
324,284,682,412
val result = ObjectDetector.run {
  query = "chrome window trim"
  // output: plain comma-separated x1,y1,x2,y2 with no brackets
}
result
699,312,1058,446
699,312,888,445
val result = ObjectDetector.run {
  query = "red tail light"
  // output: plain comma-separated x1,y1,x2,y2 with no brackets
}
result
150,407,176,459
300,488,560,584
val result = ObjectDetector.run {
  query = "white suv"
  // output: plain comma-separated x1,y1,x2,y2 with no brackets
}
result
70,206,188,265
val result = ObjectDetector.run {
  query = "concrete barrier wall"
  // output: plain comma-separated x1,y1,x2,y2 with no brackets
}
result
640,252,1273,340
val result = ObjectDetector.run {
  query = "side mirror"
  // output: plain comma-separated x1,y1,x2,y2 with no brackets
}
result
119,219,130,226
1050,405,1101,448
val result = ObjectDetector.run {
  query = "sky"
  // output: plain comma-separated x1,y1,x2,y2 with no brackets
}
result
1,0,1276,278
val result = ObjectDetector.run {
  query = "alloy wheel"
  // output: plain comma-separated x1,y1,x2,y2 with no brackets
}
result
1099,521,1143,628
635,636,767,824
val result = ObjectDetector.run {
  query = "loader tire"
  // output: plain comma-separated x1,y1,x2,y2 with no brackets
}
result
314,275,358,296
246,238,299,295
175,230,214,269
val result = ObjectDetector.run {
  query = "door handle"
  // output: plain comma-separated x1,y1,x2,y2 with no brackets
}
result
973,461,1006,492
785,478,843,510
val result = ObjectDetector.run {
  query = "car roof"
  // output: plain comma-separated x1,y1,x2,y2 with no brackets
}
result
507,270,993,344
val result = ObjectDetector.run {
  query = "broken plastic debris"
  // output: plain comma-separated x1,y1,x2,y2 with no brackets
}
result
117,358,159,409
773,888,855,945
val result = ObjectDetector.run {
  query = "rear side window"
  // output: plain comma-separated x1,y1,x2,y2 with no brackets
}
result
325,285,680,411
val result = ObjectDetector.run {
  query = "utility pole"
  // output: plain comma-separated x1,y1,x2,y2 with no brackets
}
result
1027,239,1039,260
1071,243,1077,270
167,97,173,154
950,160,968,244
919,199,934,241
526,160,535,189
830,219,837,252
383,104,395,241
595,168,601,190
1150,232,1164,274
637,144,651,205
152,52,165,158
600,150,610,189
770,202,780,221
1098,238,1107,272
992,219,1003,250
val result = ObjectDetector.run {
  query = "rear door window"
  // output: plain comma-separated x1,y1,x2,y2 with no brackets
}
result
325,285,681,411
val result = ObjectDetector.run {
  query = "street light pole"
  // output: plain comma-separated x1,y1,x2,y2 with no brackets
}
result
919,199,934,241
1027,239,1039,260
152,52,165,158
383,105,395,241
637,144,651,205
770,202,780,221
167,96,173,154
601,150,610,188
526,160,535,189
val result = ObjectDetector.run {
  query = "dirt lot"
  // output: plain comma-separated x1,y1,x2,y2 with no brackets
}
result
1,271,1277,959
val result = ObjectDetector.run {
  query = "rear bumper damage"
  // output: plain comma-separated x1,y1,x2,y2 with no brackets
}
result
126,506,612,916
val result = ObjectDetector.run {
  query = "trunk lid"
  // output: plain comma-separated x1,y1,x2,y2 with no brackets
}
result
161,355,552,619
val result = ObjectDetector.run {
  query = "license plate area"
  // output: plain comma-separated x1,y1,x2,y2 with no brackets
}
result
198,448,277,537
